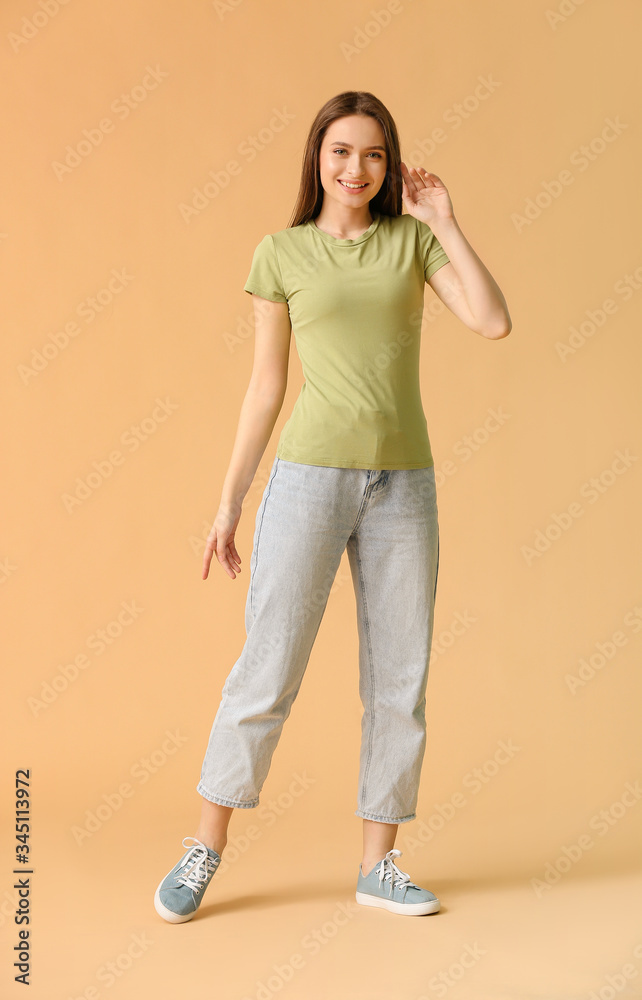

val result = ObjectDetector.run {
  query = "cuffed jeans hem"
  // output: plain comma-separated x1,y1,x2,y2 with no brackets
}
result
355,809,416,824
197,782,259,809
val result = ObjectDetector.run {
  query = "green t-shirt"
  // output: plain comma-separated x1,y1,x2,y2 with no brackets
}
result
243,210,449,470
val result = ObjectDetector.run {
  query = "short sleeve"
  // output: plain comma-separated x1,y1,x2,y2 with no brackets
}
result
416,217,450,282
243,234,287,302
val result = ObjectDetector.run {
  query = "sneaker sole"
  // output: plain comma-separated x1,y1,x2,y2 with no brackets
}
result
154,882,198,923
355,890,440,915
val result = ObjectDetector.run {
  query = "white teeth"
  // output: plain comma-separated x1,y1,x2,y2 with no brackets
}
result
339,180,366,189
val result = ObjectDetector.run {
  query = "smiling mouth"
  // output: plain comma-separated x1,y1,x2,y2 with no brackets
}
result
338,180,368,189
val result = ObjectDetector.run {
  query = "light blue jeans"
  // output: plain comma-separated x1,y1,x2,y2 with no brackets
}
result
197,456,440,824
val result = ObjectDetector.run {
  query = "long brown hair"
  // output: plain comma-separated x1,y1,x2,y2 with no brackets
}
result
287,91,402,229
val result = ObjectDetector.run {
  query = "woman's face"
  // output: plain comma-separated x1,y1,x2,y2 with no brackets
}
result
318,115,388,208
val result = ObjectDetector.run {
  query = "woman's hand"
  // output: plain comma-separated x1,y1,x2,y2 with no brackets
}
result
202,502,243,580
400,162,455,227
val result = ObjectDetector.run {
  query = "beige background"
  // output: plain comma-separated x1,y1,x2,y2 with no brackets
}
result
2,0,641,997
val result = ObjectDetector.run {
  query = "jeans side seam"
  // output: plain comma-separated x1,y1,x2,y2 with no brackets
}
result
434,531,440,603
249,458,279,622
354,533,375,810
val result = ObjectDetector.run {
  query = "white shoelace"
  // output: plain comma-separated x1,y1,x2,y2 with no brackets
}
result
375,849,421,899
174,837,218,893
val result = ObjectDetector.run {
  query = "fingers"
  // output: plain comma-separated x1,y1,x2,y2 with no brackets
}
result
202,511,244,581
202,531,222,580
419,168,442,187
400,160,418,192
202,531,242,581
202,540,215,580
410,166,430,187
220,548,241,576
402,162,440,189
219,534,241,575
218,548,241,579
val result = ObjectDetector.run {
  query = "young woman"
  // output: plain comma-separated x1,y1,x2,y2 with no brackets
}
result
154,90,511,922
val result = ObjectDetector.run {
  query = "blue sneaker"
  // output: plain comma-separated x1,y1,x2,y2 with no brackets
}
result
356,848,440,915
154,837,221,923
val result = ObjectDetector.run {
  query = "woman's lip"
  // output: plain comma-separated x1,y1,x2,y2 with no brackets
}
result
337,179,369,189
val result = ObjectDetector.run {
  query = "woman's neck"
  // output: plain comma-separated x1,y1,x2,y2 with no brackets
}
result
312,205,375,240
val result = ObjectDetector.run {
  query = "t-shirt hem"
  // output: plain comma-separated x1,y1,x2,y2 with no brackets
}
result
426,254,450,280
276,448,434,470
243,283,287,302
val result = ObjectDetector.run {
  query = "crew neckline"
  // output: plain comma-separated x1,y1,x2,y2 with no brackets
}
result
308,211,381,246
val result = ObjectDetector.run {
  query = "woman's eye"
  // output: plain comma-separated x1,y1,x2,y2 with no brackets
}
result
332,149,382,158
